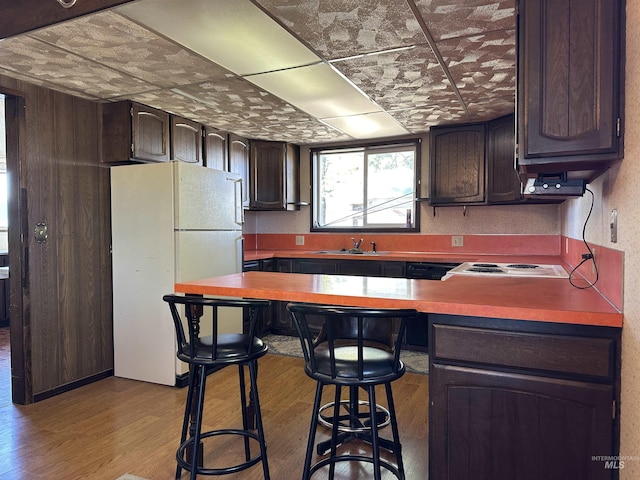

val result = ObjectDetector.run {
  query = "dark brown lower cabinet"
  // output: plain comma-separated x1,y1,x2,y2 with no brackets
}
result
429,315,620,480
431,365,613,480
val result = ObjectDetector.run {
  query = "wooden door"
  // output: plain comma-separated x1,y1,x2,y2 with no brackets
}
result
170,116,202,165
518,0,622,173
131,103,169,162
2,79,113,404
250,140,286,210
228,134,250,208
429,124,486,205
430,363,614,480
487,114,520,203
203,126,228,170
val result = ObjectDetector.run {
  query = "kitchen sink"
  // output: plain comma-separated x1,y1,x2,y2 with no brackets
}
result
312,250,386,255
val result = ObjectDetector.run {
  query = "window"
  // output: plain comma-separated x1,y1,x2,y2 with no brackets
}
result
312,140,419,232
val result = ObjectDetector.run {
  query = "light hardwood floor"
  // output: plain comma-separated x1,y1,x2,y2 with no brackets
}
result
0,352,429,479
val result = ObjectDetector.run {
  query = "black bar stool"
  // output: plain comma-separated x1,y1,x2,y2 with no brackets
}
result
287,302,417,480
164,294,271,480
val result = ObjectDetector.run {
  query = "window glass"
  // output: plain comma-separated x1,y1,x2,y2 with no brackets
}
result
312,141,418,231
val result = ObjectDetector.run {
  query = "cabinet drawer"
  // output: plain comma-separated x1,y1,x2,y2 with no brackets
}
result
432,324,614,379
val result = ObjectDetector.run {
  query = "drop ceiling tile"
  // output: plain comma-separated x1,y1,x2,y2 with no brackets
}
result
176,77,311,124
124,83,347,144
413,0,515,41
0,35,154,99
389,104,470,131
30,11,233,88
257,0,424,60
332,44,458,111
246,120,351,143
0,66,100,100
437,29,515,119
121,89,225,123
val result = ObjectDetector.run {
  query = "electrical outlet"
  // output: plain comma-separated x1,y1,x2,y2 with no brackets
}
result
452,235,464,247
295,235,305,246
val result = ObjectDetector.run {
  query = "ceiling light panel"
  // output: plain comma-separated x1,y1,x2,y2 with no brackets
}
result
247,62,383,119
117,0,321,76
322,112,409,139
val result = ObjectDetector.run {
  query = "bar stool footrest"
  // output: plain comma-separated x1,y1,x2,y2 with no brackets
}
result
318,399,390,432
309,454,403,480
177,429,265,476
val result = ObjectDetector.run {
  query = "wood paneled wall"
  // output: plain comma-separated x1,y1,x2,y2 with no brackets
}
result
1,75,113,401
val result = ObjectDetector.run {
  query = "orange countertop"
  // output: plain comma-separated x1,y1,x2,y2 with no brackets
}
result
244,249,567,265
175,271,623,328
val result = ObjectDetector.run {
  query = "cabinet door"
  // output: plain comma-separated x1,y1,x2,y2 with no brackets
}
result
203,126,228,171
338,260,384,277
250,140,286,210
295,259,338,275
429,124,486,205
170,116,202,165
487,114,521,203
273,258,293,273
229,134,250,208
131,103,170,162
518,0,621,173
430,364,614,480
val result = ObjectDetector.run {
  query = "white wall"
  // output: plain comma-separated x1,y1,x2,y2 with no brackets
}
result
562,3,638,476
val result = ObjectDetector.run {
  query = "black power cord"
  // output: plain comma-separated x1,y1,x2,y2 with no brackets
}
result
569,187,599,289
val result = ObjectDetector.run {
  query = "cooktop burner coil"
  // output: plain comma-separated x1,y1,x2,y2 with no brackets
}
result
468,267,503,273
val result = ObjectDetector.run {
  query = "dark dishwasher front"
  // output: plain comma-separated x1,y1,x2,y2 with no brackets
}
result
405,262,460,349
406,262,460,280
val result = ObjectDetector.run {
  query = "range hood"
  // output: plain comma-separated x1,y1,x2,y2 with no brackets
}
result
523,173,586,198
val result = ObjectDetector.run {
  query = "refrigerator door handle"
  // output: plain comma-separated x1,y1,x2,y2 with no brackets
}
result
231,177,244,226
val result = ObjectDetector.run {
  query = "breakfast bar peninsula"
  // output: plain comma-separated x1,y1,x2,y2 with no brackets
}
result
175,271,622,480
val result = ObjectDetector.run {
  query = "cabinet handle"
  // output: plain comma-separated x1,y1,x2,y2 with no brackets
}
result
175,123,199,132
56,0,77,7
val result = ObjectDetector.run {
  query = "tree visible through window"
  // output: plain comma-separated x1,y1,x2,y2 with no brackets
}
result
312,141,419,231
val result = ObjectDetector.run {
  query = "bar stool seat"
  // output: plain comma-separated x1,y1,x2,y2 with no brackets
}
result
164,294,271,480
287,302,417,480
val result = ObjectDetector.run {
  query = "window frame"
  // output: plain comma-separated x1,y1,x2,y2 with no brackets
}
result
310,139,421,233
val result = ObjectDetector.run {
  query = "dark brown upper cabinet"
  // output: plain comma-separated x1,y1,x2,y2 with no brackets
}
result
429,123,486,205
203,126,228,171
517,0,623,180
228,134,250,209
249,140,300,211
487,114,521,204
100,101,170,163
170,115,202,165
0,0,135,39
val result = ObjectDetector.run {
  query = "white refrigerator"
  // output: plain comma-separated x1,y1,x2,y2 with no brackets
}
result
111,162,244,385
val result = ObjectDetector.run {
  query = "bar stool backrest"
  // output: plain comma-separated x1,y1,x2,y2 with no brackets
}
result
287,303,417,383
163,294,270,365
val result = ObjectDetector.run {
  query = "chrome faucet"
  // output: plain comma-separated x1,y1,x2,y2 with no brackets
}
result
351,237,363,251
